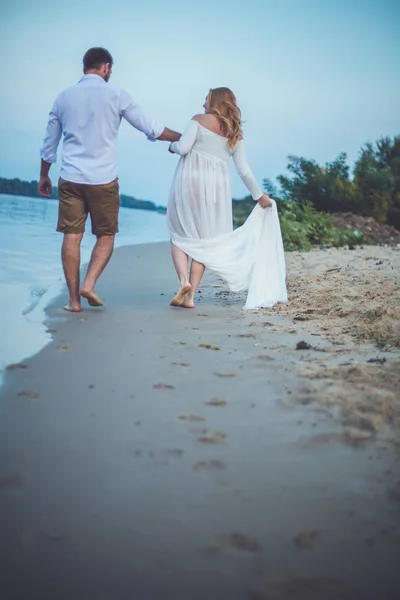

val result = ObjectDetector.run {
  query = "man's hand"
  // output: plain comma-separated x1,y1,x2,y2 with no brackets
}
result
168,143,175,154
258,194,273,209
38,175,53,198
157,127,181,142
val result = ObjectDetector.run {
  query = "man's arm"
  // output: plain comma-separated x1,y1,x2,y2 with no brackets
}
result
39,159,53,198
157,128,181,142
120,89,180,142
39,99,62,198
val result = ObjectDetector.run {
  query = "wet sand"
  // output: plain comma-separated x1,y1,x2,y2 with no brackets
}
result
0,242,399,600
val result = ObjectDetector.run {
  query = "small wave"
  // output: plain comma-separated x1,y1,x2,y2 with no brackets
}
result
22,285,50,316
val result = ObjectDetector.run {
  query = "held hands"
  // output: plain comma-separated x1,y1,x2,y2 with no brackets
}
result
168,143,175,154
38,176,53,198
258,194,273,209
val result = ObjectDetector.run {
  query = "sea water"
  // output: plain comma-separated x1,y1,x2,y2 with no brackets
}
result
0,194,169,386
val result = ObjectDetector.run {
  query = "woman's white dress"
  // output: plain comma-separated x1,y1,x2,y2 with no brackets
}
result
167,120,287,309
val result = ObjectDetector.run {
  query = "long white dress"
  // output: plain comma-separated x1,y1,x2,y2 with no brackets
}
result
167,120,288,309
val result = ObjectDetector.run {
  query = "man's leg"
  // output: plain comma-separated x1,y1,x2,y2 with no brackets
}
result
80,179,120,307
80,235,115,306
57,178,88,312
62,233,84,312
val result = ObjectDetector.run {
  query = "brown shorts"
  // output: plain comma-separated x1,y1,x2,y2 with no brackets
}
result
57,178,120,236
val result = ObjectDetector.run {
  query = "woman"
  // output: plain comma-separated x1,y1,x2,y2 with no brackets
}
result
167,87,287,310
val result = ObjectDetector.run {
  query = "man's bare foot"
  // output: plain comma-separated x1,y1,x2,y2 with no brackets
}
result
64,303,81,313
80,289,104,307
170,283,192,307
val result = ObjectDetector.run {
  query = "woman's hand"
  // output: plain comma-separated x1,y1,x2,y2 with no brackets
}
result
258,194,272,208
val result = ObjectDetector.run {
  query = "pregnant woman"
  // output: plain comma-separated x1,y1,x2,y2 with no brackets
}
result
167,87,287,310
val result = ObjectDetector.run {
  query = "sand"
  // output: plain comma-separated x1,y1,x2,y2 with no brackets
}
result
276,246,400,448
0,242,399,600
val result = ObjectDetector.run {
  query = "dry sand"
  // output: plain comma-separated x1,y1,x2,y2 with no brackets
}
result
0,242,399,600
276,246,400,448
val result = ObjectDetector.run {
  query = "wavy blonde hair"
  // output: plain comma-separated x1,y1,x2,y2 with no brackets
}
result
207,87,242,148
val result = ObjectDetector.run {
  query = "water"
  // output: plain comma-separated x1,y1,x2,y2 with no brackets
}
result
0,194,169,385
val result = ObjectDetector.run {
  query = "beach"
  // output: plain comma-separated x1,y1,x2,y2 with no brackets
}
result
0,242,399,599
0,194,169,382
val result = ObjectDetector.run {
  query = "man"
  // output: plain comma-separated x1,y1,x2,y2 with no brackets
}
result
39,47,180,312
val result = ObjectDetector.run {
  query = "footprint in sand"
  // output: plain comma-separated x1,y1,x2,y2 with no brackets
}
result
205,397,228,406
190,426,208,435
57,344,71,351
17,390,40,400
44,533,62,543
179,414,206,422
199,431,227,444
251,577,358,600
153,383,175,390
0,472,25,491
343,429,375,446
387,481,400,503
6,363,28,372
198,344,220,350
236,333,257,339
171,362,191,367
219,531,262,553
163,448,185,457
215,371,236,378
200,544,221,557
293,530,320,549
192,460,224,471
256,354,274,361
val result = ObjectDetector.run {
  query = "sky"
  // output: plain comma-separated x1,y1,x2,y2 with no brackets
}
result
0,0,399,204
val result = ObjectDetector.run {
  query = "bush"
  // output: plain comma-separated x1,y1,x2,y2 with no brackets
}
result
278,200,363,251
232,198,363,252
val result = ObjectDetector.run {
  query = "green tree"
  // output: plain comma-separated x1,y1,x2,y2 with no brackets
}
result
353,136,400,226
274,153,357,213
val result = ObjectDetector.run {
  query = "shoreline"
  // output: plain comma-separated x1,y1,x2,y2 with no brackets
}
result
0,242,399,599
0,224,169,388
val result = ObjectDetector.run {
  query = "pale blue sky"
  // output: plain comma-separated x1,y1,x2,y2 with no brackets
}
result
1,0,399,203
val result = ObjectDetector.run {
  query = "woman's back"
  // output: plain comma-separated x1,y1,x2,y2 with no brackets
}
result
192,121,232,161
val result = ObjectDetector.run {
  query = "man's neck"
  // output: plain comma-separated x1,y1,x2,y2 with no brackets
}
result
84,70,106,81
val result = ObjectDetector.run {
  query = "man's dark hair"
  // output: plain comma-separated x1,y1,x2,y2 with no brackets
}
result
83,47,113,72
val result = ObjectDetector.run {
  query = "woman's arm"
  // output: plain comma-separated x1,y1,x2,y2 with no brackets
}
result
231,139,263,200
169,120,199,155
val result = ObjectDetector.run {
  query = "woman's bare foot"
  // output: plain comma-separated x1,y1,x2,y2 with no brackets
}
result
182,294,195,309
170,283,192,307
80,289,104,307
64,303,81,313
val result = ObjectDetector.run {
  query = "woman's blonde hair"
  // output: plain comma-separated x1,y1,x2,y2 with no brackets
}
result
207,87,242,148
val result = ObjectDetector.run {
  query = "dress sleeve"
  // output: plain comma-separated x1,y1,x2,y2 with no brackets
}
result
231,139,263,200
169,120,199,155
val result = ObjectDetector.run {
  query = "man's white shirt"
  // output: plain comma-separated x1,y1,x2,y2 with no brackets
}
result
41,74,164,185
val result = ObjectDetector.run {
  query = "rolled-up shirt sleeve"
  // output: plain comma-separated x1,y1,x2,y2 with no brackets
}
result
120,88,164,141
40,97,62,163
